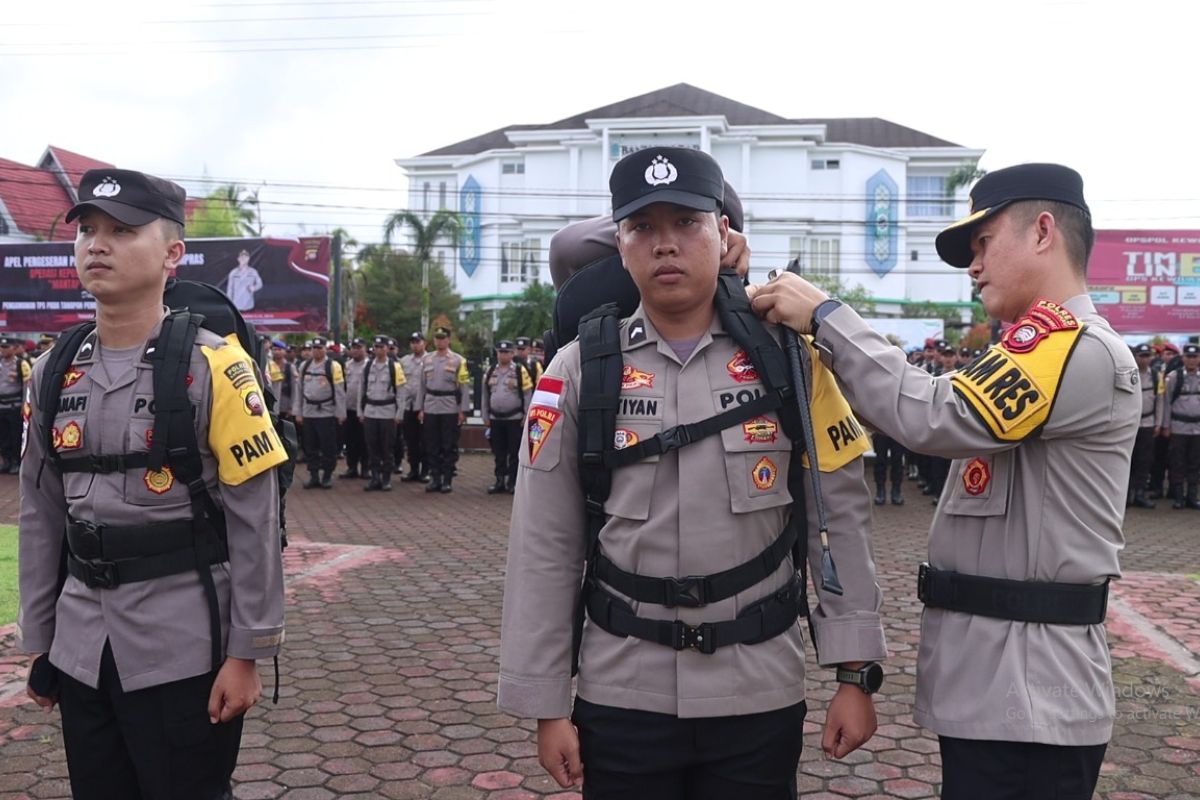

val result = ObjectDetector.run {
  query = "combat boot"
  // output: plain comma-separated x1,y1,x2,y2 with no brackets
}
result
1131,490,1155,509
339,466,359,479
440,475,453,493
505,476,516,494
380,474,393,491
425,473,443,493
401,469,422,482
1172,483,1186,509
363,470,381,491
891,483,905,506
320,470,333,489
303,471,321,489
1188,484,1200,510
873,482,886,506
487,478,506,495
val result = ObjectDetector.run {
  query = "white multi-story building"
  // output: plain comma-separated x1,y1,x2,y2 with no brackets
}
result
396,84,984,321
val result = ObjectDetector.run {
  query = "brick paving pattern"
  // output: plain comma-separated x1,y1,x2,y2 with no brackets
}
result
2,455,1199,799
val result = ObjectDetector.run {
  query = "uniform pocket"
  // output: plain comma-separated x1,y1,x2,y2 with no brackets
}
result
940,450,1013,517
720,419,793,514
603,420,664,521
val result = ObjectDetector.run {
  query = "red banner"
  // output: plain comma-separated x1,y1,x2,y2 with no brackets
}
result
0,236,330,334
1088,230,1200,334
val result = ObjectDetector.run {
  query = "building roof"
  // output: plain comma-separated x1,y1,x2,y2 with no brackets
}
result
420,83,961,157
0,157,77,240
39,146,117,201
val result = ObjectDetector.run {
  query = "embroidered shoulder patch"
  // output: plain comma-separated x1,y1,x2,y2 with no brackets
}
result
621,365,655,390
203,342,288,485
752,456,778,490
962,457,991,496
527,406,561,463
531,376,563,410
727,350,759,383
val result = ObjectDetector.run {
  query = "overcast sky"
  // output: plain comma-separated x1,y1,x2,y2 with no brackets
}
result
4,0,1197,248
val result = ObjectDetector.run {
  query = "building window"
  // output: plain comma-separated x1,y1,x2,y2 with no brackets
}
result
812,159,840,170
422,182,430,212
438,182,447,210
808,237,840,279
907,175,952,217
501,241,523,283
501,161,525,175
523,237,540,282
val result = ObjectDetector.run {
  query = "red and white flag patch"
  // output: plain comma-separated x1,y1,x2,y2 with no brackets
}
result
531,376,563,410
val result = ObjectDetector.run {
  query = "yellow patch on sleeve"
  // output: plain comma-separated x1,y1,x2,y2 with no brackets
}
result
202,343,288,485
393,362,407,386
20,360,31,382
457,358,470,385
331,360,344,386
520,366,534,391
805,340,870,471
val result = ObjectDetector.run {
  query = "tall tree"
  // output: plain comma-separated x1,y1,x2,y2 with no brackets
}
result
354,244,460,341
187,184,261,238
495,282,556,343
215,184,262,237
382,209,461,334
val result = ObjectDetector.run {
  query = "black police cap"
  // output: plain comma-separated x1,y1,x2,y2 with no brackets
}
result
67,169,188,227
610,147,724,222
935,163,1090,269
350,337,367,347
433,327,450,338
310,337,327,348
373,335,390,347
1184,344,1200,356
409,331,424,342
1133,343,1154,356
514,337,530,348
496,340,514,351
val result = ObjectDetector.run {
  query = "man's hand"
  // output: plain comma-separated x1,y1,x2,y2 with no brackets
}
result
25,654,56,711
294,415,303,425
537,717,583,788
337,416,346,425
746,272,830,334
207,657,262,724
418,411,425,424
822,683,877,759
457,411,466,426
722,229,751,277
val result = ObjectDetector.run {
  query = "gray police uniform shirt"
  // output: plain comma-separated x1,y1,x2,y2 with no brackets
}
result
344,357,367,413
498,306,886,720
359,357,407,422
815,294,1139,746
1139,365,1160,429
399,353,423,412
296,357,346,418
481,362,530,424
415,350,470,415
17,320,286,691
1163,369,1200,435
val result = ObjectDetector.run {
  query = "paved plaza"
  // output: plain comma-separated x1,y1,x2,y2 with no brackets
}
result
2,453,1199,799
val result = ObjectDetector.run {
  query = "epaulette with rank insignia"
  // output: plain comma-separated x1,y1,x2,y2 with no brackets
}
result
952,300,1086,442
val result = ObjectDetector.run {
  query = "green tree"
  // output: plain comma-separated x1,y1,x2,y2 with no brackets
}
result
215,184,262,236
496,282,556,343
382,209,461,334
354,244,460,341
946,160,986,196
187,184,261,238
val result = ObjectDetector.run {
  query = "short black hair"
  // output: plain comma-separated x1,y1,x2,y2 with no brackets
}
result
159,218,185,242
1009,200,1094,274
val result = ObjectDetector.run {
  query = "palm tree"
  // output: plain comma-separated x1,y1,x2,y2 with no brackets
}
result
215,184,263,237
382,209,461,335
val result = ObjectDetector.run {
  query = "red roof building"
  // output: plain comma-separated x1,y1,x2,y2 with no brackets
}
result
0,146,115,242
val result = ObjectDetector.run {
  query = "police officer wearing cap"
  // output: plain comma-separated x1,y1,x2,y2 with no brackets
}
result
1129,343,1161,508
500,146,886,798
339,337,369,478
398,331,428,481
415,326,470,492
18,168,287,799
295,337,346,488
267,340,297,425
1162,343,1200,509
513,336,544,382
752,163,1138,798
481,340,532,493
359,334,407,491
0,336,30,473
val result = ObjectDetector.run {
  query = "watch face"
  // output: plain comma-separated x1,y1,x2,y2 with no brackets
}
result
863,663,884,693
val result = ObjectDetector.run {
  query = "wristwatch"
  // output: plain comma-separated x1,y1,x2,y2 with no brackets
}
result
835,661,884,694
810,298,843,338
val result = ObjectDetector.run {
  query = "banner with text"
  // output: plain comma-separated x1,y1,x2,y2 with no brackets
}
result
0,236,331,333
1088,230,1200,334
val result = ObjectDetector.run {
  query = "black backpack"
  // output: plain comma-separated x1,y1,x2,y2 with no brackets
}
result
543,254,639,367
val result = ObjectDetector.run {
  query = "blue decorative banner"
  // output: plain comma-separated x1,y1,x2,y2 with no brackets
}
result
865,169,898,277
459,175,482,277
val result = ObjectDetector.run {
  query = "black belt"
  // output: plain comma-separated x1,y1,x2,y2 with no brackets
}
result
585,574,804,654
305,397,333,406
65,517,229,590
1173,412,1200,423
1141,409,1155,419
426,389,458,396
57,452,151,474
592,519,798,608
364,397,398,406
917,563,1108,625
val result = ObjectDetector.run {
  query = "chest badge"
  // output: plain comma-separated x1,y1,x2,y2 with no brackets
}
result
743,417,779,444
614,428,640,450
727,350,759,383
752,456,778,490
962,457,991,496
144,466,175,494
58,420,84,451
62,368,86,389
621,365,655,390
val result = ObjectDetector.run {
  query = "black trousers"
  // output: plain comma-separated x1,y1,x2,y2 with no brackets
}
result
1150,433,1171,491
401,409,424,474
872,432,905,486
423,413,461,478
1129,425,1156,494
1168,432,1200,485
489,418,523,483
58,642,242,800
363,416,397,476
302,416,338,473
0,405,20,464
342,410,365,470
928,455,951,496
572,698,806,800
939,736,1106,800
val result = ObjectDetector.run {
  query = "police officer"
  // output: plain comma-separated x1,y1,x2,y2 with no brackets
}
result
500,147,886,798
1149,341,1180,498
481,340,532,493
340,337,368,478
267,340,297,422
295,337,346,488
415,326,470,493
359,334,407,491
18,168,286,799
36,333,57,357
1129,342,1161,508
513,336,544,382
752,163,1138,799
1162,343,1200,509
0,336,30,473
398,332,428,481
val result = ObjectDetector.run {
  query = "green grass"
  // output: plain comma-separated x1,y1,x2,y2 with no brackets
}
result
0,524,16,626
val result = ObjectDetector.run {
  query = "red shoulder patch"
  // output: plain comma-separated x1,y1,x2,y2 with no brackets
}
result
1001,299,1080,354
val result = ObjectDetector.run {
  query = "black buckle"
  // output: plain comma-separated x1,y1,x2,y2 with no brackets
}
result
664,576,709,608
80,559,120,589
657,425,693,454
917,562,932,604
581,451,604,467
671,620,716,654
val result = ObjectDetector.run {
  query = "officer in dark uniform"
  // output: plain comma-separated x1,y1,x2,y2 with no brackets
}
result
481,340,532,493
18,168,286,799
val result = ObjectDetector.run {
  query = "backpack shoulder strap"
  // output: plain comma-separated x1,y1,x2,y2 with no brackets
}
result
576,303,624,543
38,322,96,475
